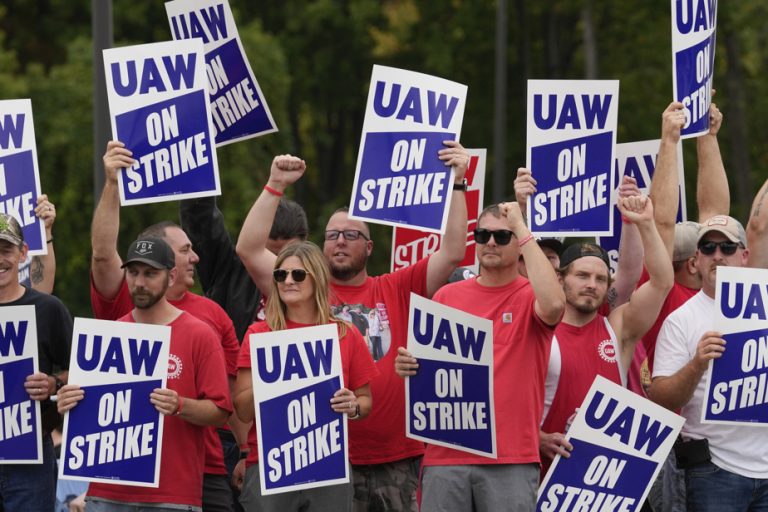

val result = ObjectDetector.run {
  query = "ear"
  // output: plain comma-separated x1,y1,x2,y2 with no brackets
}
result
366,239,373,257
19,243,29,264
168,267,178,287
687,256,697,275
741,248,750,266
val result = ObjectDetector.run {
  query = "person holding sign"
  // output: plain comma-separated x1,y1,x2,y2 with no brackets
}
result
59,236,232,511
0,212,72,512
540,194,673,471
236,146,468,511
18,193,58,293
91,140,245,511
649,217,768,511
233,240,378,511
396,201,565,511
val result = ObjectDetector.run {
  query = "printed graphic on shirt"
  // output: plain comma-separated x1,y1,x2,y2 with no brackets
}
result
598,339,617,363
167,353,183,380
331,303,391,361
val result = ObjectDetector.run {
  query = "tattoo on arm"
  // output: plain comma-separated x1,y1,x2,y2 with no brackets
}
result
607,286,618,310
753,188,768,218
30,256,44,285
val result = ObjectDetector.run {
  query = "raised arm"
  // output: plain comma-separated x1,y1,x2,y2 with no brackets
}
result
514,167,536,224
650,102,685,259
426,140,469,297
91,141,133,298
747,177,768,268
611,196,673,369
179,197,231,293
29,194,57,293
607,177,644,310
501,201,565,325
696,100,729,221
236,155,305,296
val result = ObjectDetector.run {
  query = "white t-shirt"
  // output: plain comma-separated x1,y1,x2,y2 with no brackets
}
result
654,290,768,478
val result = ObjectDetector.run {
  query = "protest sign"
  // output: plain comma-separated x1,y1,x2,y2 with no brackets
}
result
251,324,348,495
60,318,170,486
702,266,768,425
0,100,46,255
0,306,41,463
104,39,220,206
165,0,277,146
672,0,718,139
349,65,467,233
597,139,686,274
538,376,684,512
406,294,495,457
391,148,485,273
526,80,619,238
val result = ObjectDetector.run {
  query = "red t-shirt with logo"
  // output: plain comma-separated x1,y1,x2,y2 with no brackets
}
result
327,257,430,465
422,276,555,466
237,320,379,467
87,312,232,507
90,276,239,474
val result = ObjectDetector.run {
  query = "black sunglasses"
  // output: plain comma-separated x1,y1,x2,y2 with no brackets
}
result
273,268,309,283
473,228,514,246
698,240,741,256
324,230,369,241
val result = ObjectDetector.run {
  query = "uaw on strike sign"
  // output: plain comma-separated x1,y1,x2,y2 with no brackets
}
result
60,318,170,486
349,65,467,234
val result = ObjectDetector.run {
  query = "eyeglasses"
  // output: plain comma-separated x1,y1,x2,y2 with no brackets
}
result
698,240,741,256
473,228,514,246
273,268,310,283
324,230,369,241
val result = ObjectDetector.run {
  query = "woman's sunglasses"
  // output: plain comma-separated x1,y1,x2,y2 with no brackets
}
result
273,268,309,283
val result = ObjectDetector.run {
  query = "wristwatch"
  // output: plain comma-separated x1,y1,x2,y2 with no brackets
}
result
453,178,468,192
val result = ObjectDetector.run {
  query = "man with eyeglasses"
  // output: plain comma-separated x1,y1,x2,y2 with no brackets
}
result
236,143,469,512
539,194,673,472
395,201,564,511
648,215,768,511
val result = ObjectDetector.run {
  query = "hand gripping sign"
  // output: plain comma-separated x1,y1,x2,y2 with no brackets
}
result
250,324,348,495
0,306,42,464
538,376,684,512
391,149,486,274
60,318,170,487
597,139,686,274
104,39,221,206
703,266,768,425
349,65,467,234
672,0,718,139
406,294,495,457
526,80,619,238
0,100,46,255
165,0,278,146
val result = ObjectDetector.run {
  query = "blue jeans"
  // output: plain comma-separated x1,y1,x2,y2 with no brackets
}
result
686,461,768,511
0,434,56,512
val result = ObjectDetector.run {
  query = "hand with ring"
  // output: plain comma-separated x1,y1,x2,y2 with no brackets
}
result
330,387,357,416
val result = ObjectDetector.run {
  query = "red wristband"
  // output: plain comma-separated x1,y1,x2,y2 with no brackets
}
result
621,215,633,224
518,234,534,248
174,396,184,416
264,185,284,197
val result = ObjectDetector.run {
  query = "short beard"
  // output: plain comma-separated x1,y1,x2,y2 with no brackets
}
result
131,291,164,310
330,255,367,282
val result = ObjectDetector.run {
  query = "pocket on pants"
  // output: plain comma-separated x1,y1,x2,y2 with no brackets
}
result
686,461,721,478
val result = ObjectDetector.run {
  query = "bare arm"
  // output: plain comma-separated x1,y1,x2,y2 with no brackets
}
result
233,368,255,423
150,388,229,427
501,201,565,325
91,141,133,298
608,177,644,310
696,101,729,221
649,331,725,410
235,155,305,297
611,196,673,369
426,140,469,297
747,177,768,268
29,194,56,293
514,167,536,224
650,102,685,260
330,384,372,420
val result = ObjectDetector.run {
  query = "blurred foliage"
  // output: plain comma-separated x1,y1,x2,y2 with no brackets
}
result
0,0,766,316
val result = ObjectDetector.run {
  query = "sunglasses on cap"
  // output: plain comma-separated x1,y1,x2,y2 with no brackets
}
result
473,228,514,246
698,240,741,256
324,230,369,241
273,268,310,283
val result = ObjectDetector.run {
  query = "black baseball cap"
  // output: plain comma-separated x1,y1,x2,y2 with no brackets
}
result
121,237,175,270
559,242,610,270
538,237,565,256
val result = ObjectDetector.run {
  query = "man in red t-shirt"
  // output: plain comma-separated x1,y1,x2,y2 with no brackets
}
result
236,147,469,512
90,141,245,512
396,202,565,511
58,237,231,510
539,194,673,471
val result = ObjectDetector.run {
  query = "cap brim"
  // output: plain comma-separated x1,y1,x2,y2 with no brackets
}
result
697,227,741,245
0,233,23,246
121,258,170,270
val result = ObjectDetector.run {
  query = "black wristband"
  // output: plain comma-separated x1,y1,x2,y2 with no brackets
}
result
453,179,468,192
239,450,250,460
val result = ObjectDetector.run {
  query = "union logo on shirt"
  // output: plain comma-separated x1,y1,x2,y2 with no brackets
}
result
597,339,617,363
502,312,513,323
168,353,183,379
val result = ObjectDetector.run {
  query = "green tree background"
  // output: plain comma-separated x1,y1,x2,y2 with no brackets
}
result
0,0,763,317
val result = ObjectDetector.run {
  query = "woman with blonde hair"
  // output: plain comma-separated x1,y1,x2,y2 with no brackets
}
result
234,241,377,512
